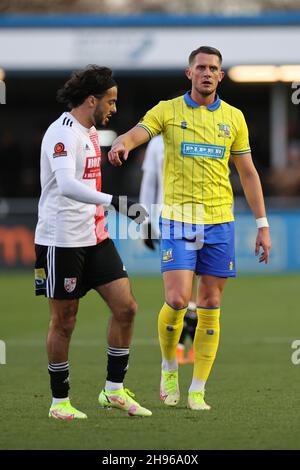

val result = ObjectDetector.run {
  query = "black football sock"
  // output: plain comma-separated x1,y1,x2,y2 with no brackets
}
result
48,361,70,398
106,347,129,383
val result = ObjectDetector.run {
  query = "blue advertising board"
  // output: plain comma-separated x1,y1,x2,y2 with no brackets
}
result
108,211,300,276
0,209,299,273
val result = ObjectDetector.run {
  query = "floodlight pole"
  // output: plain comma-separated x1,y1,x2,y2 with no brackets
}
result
270,82,287,169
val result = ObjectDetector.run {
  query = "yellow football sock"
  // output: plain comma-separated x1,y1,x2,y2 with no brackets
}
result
193,307,220,381
158,302,187,361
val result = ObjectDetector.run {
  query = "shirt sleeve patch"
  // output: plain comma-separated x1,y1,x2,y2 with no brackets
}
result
53,142,68,158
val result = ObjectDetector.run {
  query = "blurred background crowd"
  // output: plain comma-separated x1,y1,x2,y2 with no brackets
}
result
1,0,300,199
1,0,299,14
0,0,300,202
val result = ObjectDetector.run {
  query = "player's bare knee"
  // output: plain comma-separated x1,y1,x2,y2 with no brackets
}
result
201,295,221,309
52,315,76,338
124,299,137,322
51,304,77,337
207,299,220,309
166,294,188,310
113,298,137,324
61,320,76,338
131,299,138,316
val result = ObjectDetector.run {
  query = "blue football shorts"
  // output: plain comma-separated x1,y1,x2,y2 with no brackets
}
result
159,218,236,278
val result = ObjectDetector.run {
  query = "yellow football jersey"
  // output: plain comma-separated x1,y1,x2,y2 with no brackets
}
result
137,93,250,224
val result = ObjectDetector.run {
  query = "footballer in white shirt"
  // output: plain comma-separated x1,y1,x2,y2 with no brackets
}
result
34,65,151,419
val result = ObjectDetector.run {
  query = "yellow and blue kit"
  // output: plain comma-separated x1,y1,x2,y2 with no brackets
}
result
138,92,251,277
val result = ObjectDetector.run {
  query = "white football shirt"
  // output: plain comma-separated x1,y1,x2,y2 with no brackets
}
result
140,134,164,232
35,112,109,247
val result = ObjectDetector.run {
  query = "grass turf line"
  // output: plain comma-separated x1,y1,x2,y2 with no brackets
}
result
0,273,299,449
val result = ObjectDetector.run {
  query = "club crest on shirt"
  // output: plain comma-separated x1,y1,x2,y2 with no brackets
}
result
53,142,68,157
64,278,77,293
217,123,231,139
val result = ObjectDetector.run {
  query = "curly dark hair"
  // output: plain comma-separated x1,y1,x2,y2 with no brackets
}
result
57,65,116,109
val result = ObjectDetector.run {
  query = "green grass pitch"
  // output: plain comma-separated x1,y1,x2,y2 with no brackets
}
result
0,273,300,450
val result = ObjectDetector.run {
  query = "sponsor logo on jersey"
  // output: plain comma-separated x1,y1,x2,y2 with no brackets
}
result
64,278,77,293
181,142,225,159
85,144,90,150
181,121,187,129
53,142,68,158
162,248,173,263
217,123,231,139
83,156,101,179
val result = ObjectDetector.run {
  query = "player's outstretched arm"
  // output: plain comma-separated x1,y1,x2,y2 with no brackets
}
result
55,168,148,224
233,153,272,264
108,126,150,167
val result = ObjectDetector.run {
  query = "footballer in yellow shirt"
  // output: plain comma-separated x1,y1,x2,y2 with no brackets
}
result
108,46,271,411
138,92,250,225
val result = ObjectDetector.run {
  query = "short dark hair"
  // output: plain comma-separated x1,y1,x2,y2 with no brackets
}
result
188,46,222,65
57,65,116,109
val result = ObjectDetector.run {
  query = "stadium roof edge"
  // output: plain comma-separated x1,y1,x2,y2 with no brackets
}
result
1,12,300,27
